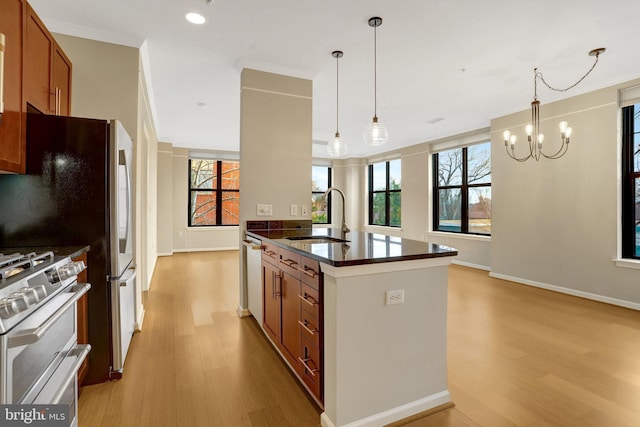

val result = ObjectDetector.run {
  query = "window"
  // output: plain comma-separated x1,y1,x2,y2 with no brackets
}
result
433,142,491,235
621,103,640,259
312,166,331,224
368,159,401,227
189,159,239,226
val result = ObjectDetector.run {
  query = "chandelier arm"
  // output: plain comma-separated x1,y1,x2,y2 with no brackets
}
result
540,141,569,160
505,145,532,162
536,53,600,93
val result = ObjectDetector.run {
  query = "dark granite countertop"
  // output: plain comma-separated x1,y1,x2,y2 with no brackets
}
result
246,227,457,267
0,245,90,260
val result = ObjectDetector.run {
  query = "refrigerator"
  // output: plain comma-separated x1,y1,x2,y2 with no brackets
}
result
0,112,136,384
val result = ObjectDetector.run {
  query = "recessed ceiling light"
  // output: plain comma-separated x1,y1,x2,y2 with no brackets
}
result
185,12,206,25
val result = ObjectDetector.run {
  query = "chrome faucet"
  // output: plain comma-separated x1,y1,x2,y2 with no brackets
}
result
323,187,350,235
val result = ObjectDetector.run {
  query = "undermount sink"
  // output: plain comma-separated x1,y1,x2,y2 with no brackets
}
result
286,236,350,244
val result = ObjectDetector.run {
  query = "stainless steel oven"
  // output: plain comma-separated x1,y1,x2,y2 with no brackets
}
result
0,252,91,427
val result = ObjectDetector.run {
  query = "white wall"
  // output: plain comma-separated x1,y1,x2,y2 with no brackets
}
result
329,132,492,270
491,78,640,308
155,145,240,254
239,69,313,313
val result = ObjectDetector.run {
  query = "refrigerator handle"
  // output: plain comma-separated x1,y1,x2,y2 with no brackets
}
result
119,267,136,287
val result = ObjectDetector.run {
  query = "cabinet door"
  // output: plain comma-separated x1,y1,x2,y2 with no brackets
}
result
280,272,300,369
0,0,26,173
52,42,71,116
24,4,52,114
262,260,280,343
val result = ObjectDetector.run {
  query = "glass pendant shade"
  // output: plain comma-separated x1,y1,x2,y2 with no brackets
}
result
327,132,348,157
363,117,388,147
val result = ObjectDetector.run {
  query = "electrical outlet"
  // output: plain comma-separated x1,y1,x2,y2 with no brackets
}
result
301,205,309,216
290,204,298,216
257,204,273,216
385,289,405,305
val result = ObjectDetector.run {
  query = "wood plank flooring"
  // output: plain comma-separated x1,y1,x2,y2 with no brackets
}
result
78,252,640,427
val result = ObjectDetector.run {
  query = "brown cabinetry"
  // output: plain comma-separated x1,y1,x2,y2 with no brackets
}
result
261,244,323,405
0,0,71,174
0,0,26,173
25,3,71,115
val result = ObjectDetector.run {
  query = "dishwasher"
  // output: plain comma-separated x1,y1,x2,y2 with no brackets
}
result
243,235,263,324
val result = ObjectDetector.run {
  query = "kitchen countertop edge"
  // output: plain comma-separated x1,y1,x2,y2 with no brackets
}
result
246,229,457,267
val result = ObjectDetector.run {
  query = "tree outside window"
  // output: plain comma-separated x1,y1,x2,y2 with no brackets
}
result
189,159,239,226
433,142,491,235
312,166,331,224
369,159,401,227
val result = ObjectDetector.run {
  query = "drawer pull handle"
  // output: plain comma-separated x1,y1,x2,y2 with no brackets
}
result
279,258,298,268
298,357,319,377
298,266,318,278
263,250,276,258
299,293,317,306
298,320,318,335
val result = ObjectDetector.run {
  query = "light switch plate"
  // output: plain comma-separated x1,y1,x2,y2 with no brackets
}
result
290,204,298,216
257,204,273,216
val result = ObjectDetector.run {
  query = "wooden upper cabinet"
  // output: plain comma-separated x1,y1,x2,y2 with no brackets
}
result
24,3,52,114
0,0,72,173
52,43,71,116
0,0,26,173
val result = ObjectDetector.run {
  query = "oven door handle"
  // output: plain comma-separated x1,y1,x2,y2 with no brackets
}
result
34,344,91,405
8,283,91,348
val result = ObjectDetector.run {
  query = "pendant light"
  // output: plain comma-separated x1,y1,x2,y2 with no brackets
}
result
327,50,348,157
363,17,388,147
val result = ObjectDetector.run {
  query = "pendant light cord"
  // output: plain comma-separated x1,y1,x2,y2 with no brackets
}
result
373,24,378,118
336,54,339,133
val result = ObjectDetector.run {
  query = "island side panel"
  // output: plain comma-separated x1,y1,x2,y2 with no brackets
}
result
322,261,451,427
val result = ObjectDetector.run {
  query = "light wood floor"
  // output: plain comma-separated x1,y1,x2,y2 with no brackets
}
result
78,252,640,427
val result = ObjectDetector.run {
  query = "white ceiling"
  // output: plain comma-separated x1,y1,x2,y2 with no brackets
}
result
29,0,640,158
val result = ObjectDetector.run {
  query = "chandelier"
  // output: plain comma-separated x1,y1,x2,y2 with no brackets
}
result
503,48,605,162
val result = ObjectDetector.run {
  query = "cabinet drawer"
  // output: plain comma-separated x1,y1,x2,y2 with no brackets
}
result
261,241,278,265
299,256,321,289
299,283,320,320
300,336,321,399
299,313,320,348
278,248,300,279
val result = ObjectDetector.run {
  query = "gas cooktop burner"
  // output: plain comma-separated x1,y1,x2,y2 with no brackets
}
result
0,251,55,280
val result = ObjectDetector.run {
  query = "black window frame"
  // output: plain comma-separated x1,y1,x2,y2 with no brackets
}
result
432,143,491,236
368,160,401,227
188,159,240,227
621,104,640,259
312,165,332,225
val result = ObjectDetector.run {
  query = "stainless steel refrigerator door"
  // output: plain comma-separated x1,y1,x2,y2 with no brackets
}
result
110,266,136,372
109,120,134,280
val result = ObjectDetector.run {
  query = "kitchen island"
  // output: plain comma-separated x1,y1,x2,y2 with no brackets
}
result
245,221,458,427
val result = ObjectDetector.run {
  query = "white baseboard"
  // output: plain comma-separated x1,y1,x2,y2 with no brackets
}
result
157,252,173,257
489,272,640,311
172,247,239,253
236,305,250,318
320,390,451,427
451,260,490,271
135,306,145,331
